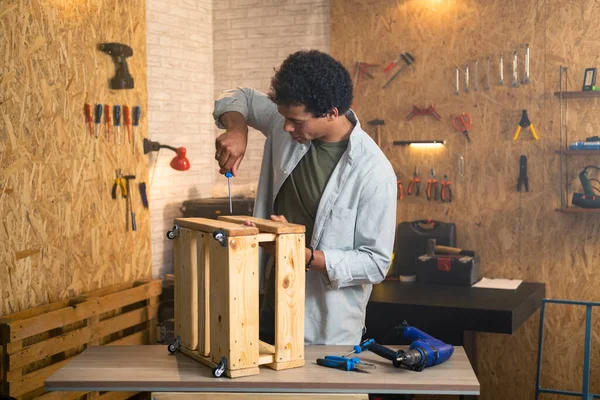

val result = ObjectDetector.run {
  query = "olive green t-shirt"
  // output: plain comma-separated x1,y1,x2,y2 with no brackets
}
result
275,139,349,246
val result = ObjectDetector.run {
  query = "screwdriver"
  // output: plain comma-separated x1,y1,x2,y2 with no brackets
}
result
104,104,111,140
123,105,131,144
114,105,121,145
132,105,141,154
225,171,233,214
342,338,375,358
94,104,103,138
84,104,93,137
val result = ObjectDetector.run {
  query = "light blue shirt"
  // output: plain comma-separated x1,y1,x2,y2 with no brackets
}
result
213,88,397,345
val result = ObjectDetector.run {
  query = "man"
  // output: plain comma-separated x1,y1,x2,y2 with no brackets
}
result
213,50,397,345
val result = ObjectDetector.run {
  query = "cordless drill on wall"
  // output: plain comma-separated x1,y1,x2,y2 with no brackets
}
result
572,166,600,208
98,43,135,90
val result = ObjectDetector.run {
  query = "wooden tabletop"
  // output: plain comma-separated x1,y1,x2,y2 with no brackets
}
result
45,345,479,396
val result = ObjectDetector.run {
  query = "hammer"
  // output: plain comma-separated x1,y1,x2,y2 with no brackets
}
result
123,174,137,231
368,119,384,147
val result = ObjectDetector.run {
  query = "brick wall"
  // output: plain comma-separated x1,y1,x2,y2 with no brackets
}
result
147,0,330,278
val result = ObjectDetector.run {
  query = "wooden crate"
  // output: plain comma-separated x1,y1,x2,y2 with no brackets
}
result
167,216,305,378
0,279,162,400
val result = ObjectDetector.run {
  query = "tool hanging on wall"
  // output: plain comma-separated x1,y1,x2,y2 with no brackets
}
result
408,167,420,196
452,113,472,143
124,174,137,231
104,104,111,140
522,44,530,84
513,109,539,140
407,105,441,121
368,119,384,147
354,61,378,92
114,105,122,145
464,64,469,93
133,105,141,154
98,43,135,90
397,179,404,200
139,182,149,208
124,105,132,143
474,60,479,91
512,50,519,88
455,67,460,95
458,154,464,177
111,169,127,199
382,52,415,89
572,166,600,208
485,56,491,91
441,175,452,203
94,104,102,138
499,54,504,85
427,168,438,201
517,155,528,192
84,104,93,137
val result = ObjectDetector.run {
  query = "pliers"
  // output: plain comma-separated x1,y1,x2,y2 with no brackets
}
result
427,168,438,200
513,109,539,141
111,169,127,199
397,179,404,200
316,355,376,372
441,175,452,202
407,166,420,196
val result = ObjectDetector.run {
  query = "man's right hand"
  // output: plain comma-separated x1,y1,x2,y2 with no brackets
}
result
215,112,249,176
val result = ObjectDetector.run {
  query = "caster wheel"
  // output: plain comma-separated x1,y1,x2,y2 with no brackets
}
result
213,229,228,247
167,337,181,354
166,230,175,240
212,357,227,377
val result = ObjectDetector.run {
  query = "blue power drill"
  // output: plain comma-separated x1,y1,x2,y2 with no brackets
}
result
366,321,454,371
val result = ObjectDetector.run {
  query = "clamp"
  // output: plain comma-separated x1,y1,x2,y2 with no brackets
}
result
407,105,442,121
513,109,539,140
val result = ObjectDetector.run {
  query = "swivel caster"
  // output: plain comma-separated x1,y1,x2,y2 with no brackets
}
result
212,229,228,247
212,356,228,377
167,336,181,354
166,224,181,240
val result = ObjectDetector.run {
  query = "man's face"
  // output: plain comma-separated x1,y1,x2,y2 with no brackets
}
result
277,104,328,143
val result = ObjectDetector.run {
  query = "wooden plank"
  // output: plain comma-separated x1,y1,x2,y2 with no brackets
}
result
34,390,89,400
175,217,259,236
95,391,138,400
151,394,369,400
258,340,275,355
256,233,276,242
9,304,159,370
258,352,275,365
268,233,305,371
9,359,70,397
218,216,305,234
147,297,159,345
197,233,210,357
6,281,162,342
175,228,199,351
209,235,260,374
105,330,149,346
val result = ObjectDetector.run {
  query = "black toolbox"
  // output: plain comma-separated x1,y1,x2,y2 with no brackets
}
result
180,197,255,219
416,254,479,286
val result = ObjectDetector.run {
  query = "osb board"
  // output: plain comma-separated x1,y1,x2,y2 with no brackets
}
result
332,0,600,399
0,1,150,316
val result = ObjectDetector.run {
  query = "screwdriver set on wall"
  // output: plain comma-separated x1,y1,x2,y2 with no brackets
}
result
83,102,142,153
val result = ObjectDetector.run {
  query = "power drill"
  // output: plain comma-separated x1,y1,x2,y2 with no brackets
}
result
572,166,600,208
98,43,134,90
367,321,454,371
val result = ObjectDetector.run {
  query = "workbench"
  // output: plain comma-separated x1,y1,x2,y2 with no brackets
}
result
45,345,480,399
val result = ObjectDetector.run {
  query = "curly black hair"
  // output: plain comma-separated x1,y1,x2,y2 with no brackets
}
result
268,50,354,117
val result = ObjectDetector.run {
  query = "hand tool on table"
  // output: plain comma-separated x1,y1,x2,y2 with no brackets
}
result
84,103,94,137
517,155,528,192
382,52,415,89
132,105,141,154
441,174,452,203
407,105,441,121
513,109,539,140
111,169,127,199
426,168,438,201
454,66,460,95
123,105,132,143
499,53,504,85
317,355,376,372
474,60,479,91
435,244,474,257
464,64,469,93
124,174,137,231
407,166,420,196
225,171,233,214
104,104,111,140
114,105,122,145
94,104,103,138
512,50,519,88
397,179,404,200
522,44,530,84
367,119,384,147
485,56,491,91
452,113,472,143
342,338,375,358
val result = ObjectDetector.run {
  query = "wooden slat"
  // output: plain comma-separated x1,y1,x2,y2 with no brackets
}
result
175,217,258,236
197,233,210,357
34,390,89,400
175,228,199,351
106,330,149,346
9,304,159,370
151,394,369,400
9,359,70,397
258,340,275,355
5,281,161,342
147,297,159,345
218,216,305,234
268,233,305,371
256,233,276,242
95,391,138,400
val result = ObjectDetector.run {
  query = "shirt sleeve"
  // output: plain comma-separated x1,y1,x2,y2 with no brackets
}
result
213,87,281,136
321,174,397,290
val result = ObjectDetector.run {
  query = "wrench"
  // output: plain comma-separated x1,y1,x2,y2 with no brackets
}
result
455,66,460,95
512,50,519,88
522,44,530,84
499,54,504,85
474,60,479,91
485,56,491,91
464,64,469,93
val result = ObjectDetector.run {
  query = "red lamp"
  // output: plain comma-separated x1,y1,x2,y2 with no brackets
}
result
143,138,190,171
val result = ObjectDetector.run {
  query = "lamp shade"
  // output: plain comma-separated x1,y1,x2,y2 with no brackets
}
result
170,147,190,171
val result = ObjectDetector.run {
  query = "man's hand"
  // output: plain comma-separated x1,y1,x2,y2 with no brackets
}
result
269,215,288,224
215,112,249,176
242,215,288,254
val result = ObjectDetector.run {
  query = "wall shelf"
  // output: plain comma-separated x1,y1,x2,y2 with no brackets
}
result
553,91,600,99
555,150,600,156
556,207,600,213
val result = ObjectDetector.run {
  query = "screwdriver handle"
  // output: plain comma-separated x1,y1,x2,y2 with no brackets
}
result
104,104,112,123
94,104,103,124
133,106,141,127
368,342,398,362
383,61,397,73
225,171,233,178
124,105,131,125
131,211,137,231
84,104,93,137
114,105,121,126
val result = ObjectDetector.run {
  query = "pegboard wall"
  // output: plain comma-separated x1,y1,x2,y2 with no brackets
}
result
332,0,600,398
0,0,151,316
